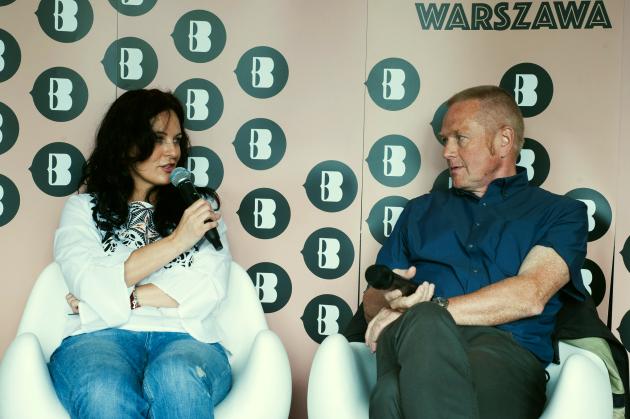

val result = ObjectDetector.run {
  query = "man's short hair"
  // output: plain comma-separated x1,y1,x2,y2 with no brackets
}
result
447,85,525,154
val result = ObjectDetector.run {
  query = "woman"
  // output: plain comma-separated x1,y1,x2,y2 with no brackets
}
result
48,89,232,419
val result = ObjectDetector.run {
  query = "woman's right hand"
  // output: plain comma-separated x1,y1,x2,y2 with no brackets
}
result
171,199,221,253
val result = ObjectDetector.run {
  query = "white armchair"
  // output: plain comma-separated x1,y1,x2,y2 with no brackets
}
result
308,333,612,419
0,262,292,419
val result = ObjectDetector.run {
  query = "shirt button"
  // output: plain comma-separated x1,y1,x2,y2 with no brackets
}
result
474,222,480,227
468,244,474,249
473,269,478,274
482,202,487,207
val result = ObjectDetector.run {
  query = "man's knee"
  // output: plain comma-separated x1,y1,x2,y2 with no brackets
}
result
400,301,453,331
379,302,458,356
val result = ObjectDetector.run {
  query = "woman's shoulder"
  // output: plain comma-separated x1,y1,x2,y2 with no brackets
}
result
59,193,97,218
54,194,101,233
63,192,96,208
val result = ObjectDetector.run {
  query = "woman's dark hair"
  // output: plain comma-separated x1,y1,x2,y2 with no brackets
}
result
81,88,219,237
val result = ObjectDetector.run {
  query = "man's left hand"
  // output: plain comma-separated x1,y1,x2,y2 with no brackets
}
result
365,306,402,352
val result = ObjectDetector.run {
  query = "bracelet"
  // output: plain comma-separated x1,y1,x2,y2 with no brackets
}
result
130,289,141,310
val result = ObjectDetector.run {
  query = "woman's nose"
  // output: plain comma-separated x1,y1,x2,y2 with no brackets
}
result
162,140,178,156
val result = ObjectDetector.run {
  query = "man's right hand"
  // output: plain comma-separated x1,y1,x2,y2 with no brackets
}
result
364,281,434,350
392,266,416,280
365,307,402,352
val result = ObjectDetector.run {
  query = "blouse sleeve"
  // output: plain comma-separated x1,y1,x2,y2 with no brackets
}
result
148,218,231,324
53,195,134,327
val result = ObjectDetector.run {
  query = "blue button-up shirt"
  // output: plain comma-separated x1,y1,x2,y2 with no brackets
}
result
376,168,588,363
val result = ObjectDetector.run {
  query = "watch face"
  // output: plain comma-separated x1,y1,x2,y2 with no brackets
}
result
434,297,449,309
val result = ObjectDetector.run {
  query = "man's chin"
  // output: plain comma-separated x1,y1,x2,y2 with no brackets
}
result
450,178,464,189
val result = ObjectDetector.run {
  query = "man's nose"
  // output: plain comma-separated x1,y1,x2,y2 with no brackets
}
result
442,139,456,159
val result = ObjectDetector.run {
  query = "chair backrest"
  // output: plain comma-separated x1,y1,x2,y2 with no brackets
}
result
17,261,268,369
544,340,609,399
216,261,269,373
17,263,69,361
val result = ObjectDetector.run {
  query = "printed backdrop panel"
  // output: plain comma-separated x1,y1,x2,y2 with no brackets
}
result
0,0,117,362
122,3,368,416
612,0,630,368
1,1,368,417
0,1,628,418
359,1,623,326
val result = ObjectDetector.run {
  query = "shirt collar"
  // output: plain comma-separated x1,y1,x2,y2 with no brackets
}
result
453,166,529,204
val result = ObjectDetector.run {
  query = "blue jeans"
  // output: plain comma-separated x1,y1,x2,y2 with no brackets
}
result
48,329,232,419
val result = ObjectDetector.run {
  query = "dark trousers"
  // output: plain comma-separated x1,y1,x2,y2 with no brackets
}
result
370,303,547,419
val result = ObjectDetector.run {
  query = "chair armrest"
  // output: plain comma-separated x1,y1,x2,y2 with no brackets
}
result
0,333,69,419
215,329,291,419
540,352,612,419
308,334,375,419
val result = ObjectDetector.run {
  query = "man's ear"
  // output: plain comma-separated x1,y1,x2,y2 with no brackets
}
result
499,126,515,152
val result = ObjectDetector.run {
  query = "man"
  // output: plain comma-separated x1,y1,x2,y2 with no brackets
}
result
364,85,588,419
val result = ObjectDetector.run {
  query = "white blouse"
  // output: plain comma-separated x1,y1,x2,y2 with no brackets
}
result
53,193,231,344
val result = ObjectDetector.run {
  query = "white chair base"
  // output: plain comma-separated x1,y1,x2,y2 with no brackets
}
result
308,334,613,419
0,262,292,419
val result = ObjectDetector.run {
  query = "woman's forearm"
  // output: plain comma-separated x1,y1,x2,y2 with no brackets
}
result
123,235,187,287
134,283,179,308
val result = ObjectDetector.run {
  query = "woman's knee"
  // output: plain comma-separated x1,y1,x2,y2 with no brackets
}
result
50,337,143,415
68,370,145,418
143,348,231,405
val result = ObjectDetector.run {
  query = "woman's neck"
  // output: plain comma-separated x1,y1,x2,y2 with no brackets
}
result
129,188,157,204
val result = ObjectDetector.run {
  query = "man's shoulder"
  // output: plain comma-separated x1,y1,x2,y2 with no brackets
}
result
527,185,586,212
406,190,445,209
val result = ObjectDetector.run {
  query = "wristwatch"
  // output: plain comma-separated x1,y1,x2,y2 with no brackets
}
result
432,296,449,309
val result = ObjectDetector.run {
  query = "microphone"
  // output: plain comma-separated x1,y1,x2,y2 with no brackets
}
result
365,264,418,296
169,167,223,251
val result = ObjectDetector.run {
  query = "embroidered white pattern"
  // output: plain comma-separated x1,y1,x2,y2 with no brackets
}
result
97,200,195,268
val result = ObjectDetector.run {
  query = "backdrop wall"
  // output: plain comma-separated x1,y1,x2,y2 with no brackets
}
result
0,1,628,418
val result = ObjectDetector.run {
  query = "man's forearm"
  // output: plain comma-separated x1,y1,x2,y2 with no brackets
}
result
445,245,569,326
446,274,547,326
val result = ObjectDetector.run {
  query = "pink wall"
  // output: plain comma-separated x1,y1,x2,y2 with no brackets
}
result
1,1,628,417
